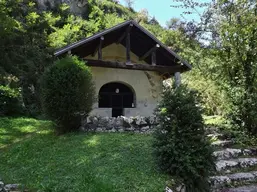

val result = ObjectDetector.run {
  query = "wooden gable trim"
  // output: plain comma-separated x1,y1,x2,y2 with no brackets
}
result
139,44,160,61
91,36,104,58
54,20,192,71
116,23,133,44
54,20,132,56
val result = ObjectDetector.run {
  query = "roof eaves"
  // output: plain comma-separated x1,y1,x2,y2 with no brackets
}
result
54,20,133,56
131,20,192,70
54,20,192,70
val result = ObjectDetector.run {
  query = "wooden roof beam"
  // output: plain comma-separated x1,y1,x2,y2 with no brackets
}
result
126,29,131,64
91,36,104,57
116,23,133,44
84,59,182,74
151,51,156,66
140,44,160,61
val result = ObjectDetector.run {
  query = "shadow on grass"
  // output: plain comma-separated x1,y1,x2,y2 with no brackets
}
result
0,131,168,192
0,117,53,148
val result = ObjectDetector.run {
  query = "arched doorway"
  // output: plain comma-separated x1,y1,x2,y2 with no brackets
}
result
99,82,135,117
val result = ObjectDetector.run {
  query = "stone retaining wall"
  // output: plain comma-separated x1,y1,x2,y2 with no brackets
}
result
80,116,157,134
0,179,20,192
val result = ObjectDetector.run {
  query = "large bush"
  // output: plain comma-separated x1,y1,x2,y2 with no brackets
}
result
153,85,215,191
0,85,23,116
40,55,95,133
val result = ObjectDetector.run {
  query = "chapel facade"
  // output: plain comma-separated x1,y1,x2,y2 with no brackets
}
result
55,20,191,117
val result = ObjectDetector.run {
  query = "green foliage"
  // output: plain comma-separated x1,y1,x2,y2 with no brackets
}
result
0,86,23,116
0,0,54,116
136,9,149,23
48,15,100,48
141,22,167,41
0,117,168,191
204,116,257,148
0,0,137,118
210,1,257,134
102,13,126,28
40,55,95,133
172,0,257,134
100,0,135,18
183,70,228,115
153,85,216,191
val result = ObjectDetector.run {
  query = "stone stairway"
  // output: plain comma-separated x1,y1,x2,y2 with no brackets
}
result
209,128,257,192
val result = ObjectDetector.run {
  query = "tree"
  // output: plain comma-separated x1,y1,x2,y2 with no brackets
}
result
136,9,149,23
0,0,100,116
153,85,215,191
172,0,257,134
40,55,95,133
124,0,135,9
166,18,183,30
0,0,54,115
212,0,257,134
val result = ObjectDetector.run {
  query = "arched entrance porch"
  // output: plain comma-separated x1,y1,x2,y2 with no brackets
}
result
98,82,135,117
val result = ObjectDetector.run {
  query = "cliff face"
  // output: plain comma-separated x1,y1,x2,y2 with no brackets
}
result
36,0,88,15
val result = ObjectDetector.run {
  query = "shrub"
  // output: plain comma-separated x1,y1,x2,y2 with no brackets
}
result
40,55,95,133
153,85,216,191
0,85,23,116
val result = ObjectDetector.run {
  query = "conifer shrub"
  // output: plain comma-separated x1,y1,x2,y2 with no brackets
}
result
40,55,95,133
153,85,216,191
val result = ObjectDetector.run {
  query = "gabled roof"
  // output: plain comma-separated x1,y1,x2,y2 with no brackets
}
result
54,20,192,71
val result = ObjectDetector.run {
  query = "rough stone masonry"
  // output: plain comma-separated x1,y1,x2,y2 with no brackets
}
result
80,116,157,134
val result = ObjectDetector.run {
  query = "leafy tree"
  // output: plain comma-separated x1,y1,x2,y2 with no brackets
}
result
166,18,183,30
0,0,100,116
102,13,126,28
40,55,95,133
48,14,100,48
212,0,257,134
136,9,149,23
0,0,54,115
172,0,257,134
124,0,135,9
153,85,215,191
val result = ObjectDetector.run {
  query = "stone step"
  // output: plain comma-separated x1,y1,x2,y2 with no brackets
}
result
208,133,226,140
212,140,234,148
214,148,257,160
226,185,257,192
216,158,257,172
210,171,257,188
205,125,221,135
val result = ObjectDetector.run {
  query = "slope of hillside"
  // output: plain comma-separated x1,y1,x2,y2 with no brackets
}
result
0,117,168,192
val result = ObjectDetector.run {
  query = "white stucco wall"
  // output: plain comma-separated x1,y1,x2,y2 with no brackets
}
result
86,43,163,117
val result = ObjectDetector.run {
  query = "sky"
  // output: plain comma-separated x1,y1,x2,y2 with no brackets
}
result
120,0,209,27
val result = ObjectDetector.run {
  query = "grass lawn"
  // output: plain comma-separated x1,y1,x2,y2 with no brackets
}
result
0,117,168,192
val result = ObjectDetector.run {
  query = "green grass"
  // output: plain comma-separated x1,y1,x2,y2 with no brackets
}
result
204,116,257,148
203,115,227,126
0,117,168,192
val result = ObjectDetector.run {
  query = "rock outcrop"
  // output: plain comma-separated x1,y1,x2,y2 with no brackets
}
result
36,0,88,16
